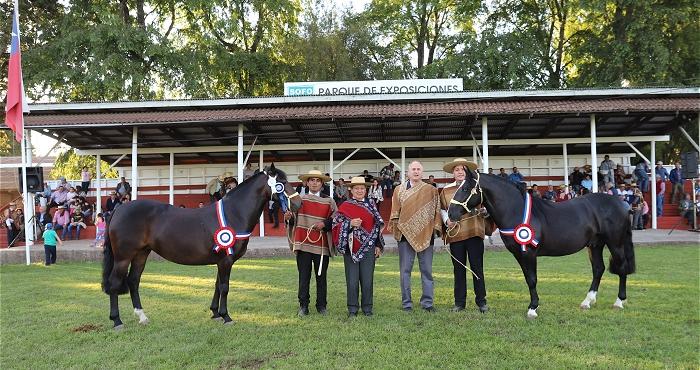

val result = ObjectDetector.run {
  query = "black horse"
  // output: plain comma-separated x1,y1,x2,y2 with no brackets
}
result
101,164,301,329
448,169,635,319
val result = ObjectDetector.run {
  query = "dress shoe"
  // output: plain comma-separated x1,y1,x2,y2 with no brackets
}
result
298,306,309,317
478,304,489,313
450,305,465,312
317,307,328,316
422,306,437,313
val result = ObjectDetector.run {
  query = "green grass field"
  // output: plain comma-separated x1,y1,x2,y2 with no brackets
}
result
1,245,698,369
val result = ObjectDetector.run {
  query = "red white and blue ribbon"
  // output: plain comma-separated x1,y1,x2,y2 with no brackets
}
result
213,199,251,255
499,192,540,252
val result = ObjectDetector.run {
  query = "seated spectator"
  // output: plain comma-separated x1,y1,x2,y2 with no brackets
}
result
679,193,698,227
65,187,78,206
80,200,94,222
66,206,87,240
36,206,52,237
360,169,374,182
368,178,384,206
334,178,348,205
556,185,572,202
498,168,508,179
49,185,69,208
115,176,132,198
508,167,525,185
3,208,18,247
630,188,644,230
104,191,121,219
392,170,401,189
569,167,584,193
52,205,70,237
542,185,556,202
531,184,541,198
427,175,438,188
581,174,593,192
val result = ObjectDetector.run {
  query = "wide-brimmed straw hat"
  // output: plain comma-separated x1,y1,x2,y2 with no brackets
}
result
347,176,371,188
443,158,478,173
298,170,331,182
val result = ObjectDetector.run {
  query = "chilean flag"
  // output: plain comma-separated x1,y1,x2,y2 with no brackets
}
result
4,0,30,142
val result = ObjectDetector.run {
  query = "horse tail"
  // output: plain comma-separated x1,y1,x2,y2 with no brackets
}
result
609,225,636,275
101,222,129,295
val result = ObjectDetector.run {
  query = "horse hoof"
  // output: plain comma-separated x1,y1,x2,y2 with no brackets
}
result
580,303,591,310
526,309,538,319
139,318,149,325
224,320,235,325
612,298,626,310
211,316,224,322
113,324,125,331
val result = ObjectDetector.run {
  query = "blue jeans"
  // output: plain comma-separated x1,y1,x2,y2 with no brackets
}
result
67,224,83,239
44,245,57,265
656,195,664,216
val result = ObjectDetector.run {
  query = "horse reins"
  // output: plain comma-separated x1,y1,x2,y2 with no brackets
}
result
449,171,483,214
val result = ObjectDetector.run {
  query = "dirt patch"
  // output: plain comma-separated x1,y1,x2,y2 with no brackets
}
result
219,352,294,369
70,323,101,333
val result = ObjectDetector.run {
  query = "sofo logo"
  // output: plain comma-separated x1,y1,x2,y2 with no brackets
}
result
287,85,314,96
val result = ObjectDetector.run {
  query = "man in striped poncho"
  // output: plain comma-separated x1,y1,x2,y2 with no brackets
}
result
285,170,338,317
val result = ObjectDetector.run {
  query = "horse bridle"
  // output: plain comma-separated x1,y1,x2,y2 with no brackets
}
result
267,173,300,213
449,171,483,214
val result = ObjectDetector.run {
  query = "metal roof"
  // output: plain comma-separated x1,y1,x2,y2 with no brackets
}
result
19,87,700,165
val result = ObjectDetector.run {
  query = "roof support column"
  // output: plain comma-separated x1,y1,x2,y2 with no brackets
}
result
482,117,489,172
401,146,406,184
329,148,334,199
237,124,244,182
131,127,138,200
22,130,34,265
96,154,102,215
651,140,657,229
259,149,265,237
563,144,569,186
590,114,598,193
472,146,477,163
169,152,174,205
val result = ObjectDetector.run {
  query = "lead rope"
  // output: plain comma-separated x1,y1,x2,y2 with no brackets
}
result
286,221,326,277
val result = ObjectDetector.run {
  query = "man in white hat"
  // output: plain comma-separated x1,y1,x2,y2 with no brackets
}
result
439,158,490,313
389,160,442,312
285,170,338,316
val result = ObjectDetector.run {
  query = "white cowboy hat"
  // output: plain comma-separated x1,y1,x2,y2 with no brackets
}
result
346,176,371,188
443,158,478,173
298,170,331,182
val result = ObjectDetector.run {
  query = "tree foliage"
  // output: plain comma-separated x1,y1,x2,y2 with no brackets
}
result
49,148,118,180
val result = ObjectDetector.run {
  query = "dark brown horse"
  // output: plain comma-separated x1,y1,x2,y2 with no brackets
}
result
448,169,635,319
101,165,301,329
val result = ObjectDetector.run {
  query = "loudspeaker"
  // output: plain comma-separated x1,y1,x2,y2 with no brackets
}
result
680,152,699,179
17,167,44,193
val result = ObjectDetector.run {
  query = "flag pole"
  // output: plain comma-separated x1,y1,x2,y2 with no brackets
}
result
21,128,31,265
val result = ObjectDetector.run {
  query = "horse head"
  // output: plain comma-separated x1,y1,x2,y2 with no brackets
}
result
265,163,302,213
447,167,483,222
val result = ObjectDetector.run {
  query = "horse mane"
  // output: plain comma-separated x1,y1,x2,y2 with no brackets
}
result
264,165,288,182
480,172,527,196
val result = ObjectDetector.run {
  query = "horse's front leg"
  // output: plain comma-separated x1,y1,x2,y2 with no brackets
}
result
216,257,234,324
210,274,222,321
109,293,124,330
514,250,539,319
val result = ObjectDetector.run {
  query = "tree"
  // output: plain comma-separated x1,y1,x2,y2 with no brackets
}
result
49,148,118,180
0,130,22,156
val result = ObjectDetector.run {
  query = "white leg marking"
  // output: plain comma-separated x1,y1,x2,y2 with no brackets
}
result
580,291,598,309
526,308,538,319
613,297,626,309
134,308,149,325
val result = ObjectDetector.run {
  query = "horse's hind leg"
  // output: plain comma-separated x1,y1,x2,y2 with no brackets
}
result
128,249,151,325
110,294,124,330
108,260,130,329
210,274,222,321
581,244,605,309
614,274,627,309
216,257,234,324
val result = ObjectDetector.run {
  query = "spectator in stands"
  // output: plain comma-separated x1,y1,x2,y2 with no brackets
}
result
3,208,18,247
80,199,94,222
569,167,584,193
322,173,332,197
655,161,669,182
695,179,700,198
614,165,626,185
267,199,279,228
678,193,697,227
198,202,205,208
37,206,52,237
334,178,348,205
206,175,225,202
224,177,238,193
655,175,666,217
630,188,644,230
49,184,68,208
360,170,374,182
368,178,384,207
599,155,615,185
427,175,438,188
581,174,593,192
634,160,650,192
52,205,70,238
104,191,121,219
66,186,78,206
379,163,395,195
543,185,556,202
295,179,309,196
115,176,132,198
392,170,402,189
37,182,52,207
243,163,255,179
487,168,494,175
178,204,186,208
91,213,106,248
81,166,91,194
66,204,86,240
556,185,572,202
14,208,25,238
669,162,685,204
531,184,541,198
498,168,508,179
508,167,525,185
